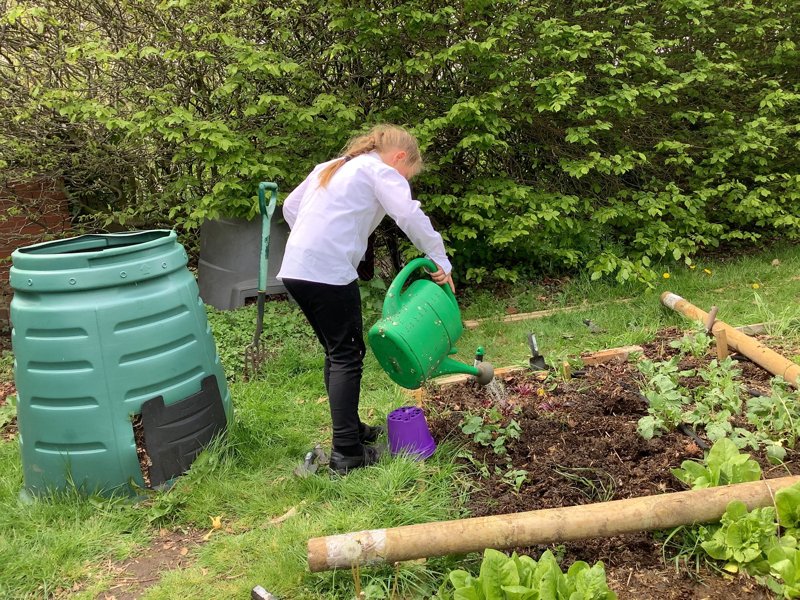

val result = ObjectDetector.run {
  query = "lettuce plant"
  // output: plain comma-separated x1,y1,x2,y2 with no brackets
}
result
671,438,761,489
768,541,800,599
438,548,617,600
777,483,800,538
700,500,777,574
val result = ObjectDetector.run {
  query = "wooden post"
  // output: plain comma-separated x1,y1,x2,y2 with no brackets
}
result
715,328,729,361
307,476,800,572
561,361,572,381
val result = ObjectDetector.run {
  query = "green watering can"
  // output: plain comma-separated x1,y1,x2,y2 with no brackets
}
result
368,258,494,390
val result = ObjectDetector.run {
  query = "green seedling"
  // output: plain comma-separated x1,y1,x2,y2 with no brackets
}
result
669,321,712,358
461,409,522,457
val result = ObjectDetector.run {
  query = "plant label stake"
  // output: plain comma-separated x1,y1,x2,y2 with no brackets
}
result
244,182,278,380
368,258,493,389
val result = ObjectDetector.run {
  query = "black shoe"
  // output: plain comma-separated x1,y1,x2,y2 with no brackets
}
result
359,423,386,445
329,445,382,475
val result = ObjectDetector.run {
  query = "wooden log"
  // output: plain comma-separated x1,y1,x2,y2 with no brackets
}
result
580,345,643,366
307,476,800,572
661,292,800,388
423,346,645,391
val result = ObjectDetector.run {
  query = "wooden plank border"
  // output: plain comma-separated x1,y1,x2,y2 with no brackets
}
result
463,298,633,330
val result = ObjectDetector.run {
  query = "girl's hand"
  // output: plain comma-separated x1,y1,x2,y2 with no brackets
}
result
429,264,456,293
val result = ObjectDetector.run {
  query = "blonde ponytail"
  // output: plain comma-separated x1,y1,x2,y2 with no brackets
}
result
317,124,423,188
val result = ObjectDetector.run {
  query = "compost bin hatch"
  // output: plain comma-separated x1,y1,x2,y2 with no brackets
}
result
140,374,227,487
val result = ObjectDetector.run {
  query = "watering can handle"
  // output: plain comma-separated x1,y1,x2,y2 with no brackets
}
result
257,182,278,292
382,257,457,316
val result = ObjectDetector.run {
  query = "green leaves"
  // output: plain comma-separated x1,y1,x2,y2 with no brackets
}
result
440,549,617,600
3,0,799,282
700,500,777,568
636,357,693,439
460,409,521,457
768,539,800,598
671,439,762,489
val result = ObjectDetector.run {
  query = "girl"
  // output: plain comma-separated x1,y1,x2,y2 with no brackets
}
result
277,124,453,474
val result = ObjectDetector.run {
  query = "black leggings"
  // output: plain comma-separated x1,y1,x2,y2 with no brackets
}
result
282,278,366,448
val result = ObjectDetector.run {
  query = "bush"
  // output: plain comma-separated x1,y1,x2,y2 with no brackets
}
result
2,0,798,282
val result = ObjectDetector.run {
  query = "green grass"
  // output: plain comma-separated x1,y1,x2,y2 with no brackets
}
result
1,242,799,599
458,242,800,368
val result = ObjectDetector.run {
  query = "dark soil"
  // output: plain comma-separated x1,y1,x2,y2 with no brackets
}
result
94,528,205,600
132,414,152,488
425,328,799,599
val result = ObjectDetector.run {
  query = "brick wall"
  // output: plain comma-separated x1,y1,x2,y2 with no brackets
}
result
0,179,72,334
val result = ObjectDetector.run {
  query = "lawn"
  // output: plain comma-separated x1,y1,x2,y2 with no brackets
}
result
1,242,799,599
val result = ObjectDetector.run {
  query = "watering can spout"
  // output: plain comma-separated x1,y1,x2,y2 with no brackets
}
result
368,258,494,389
434,357,495,385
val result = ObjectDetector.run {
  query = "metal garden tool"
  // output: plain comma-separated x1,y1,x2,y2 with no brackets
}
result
583,319,606,334
527,333,548,371
293,444,328,477
251,586,279,600
368,257,494,389
243,182,278,380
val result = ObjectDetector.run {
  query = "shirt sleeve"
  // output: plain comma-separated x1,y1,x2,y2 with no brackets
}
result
373,167,452,274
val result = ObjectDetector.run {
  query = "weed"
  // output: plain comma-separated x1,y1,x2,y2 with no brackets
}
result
552,466,616,502
205,301,310,379
0,393,16,430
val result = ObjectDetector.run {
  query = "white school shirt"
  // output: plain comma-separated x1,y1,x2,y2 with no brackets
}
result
277,152,452,285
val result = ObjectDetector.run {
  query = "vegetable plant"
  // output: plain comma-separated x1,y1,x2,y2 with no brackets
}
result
699,500,777,574
437,548,617,599
682,357,744,442
461,409,522,457
668,323,712,358
746,378,800,451
636,357,693,439
767,542,800,599
671,438,762,489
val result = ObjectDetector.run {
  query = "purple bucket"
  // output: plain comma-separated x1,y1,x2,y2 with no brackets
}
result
387,406,437,460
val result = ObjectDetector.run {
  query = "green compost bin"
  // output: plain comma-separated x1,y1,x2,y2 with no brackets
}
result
10,230,231,496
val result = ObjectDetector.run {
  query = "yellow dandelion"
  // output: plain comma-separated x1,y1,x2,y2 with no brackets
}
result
663,272,670,279
752,283,761,289
703,268,712,275
689,265,696,270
